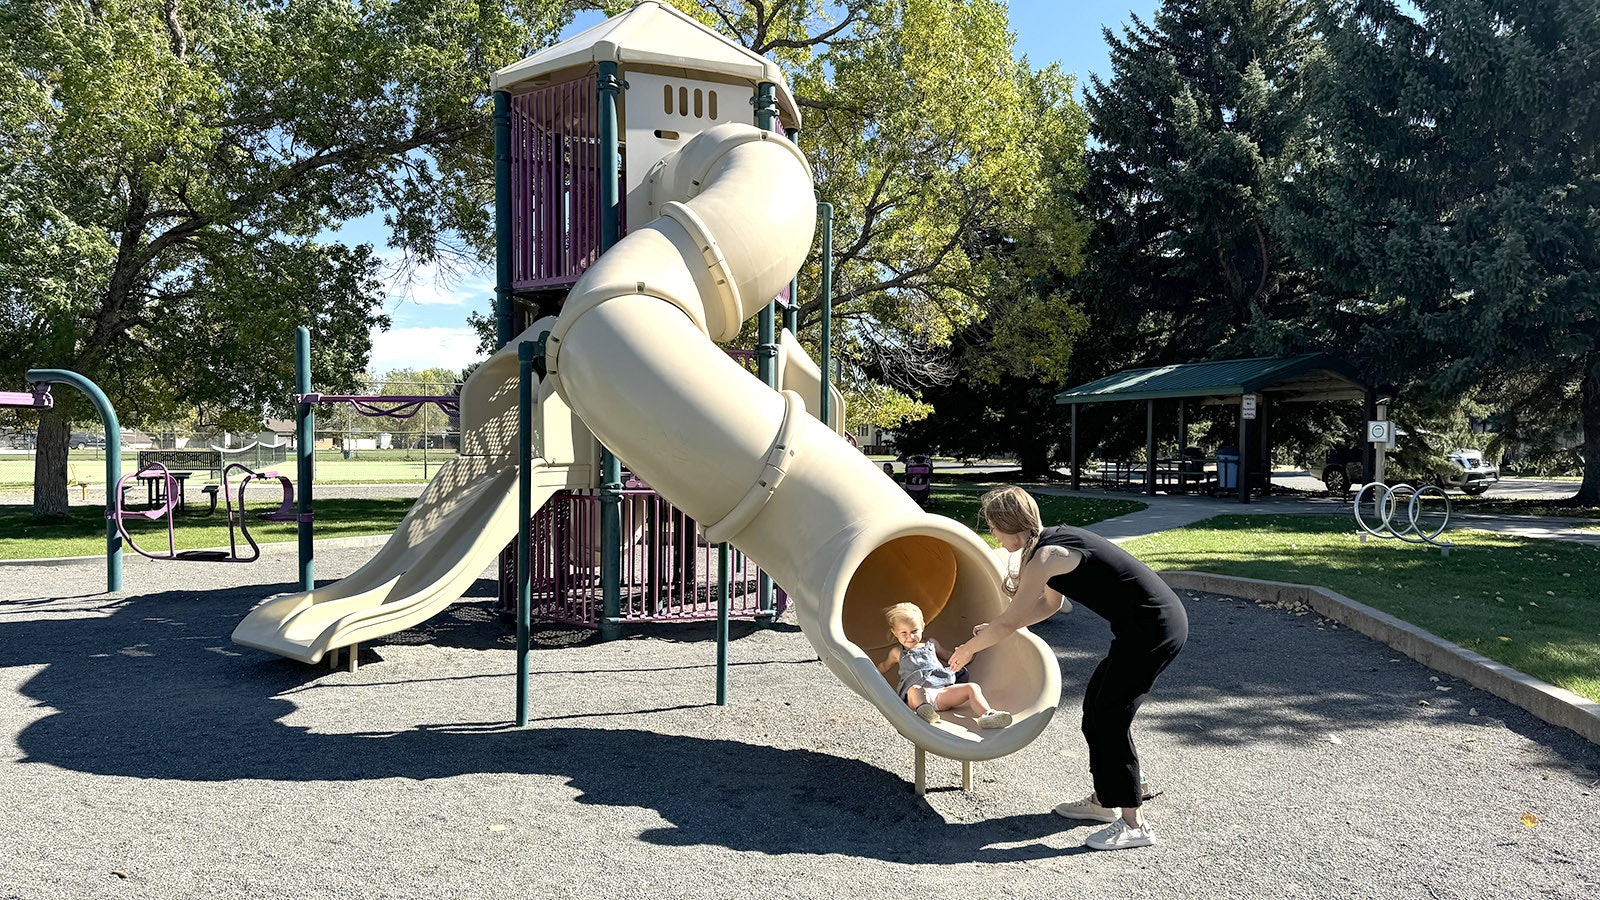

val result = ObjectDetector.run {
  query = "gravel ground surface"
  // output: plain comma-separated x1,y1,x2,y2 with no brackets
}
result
2,544,1599,899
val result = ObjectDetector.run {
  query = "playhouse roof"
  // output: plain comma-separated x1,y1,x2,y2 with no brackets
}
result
492,1,801,129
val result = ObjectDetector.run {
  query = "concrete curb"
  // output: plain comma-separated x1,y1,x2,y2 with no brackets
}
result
0,534,392,568
1161,570,1600,746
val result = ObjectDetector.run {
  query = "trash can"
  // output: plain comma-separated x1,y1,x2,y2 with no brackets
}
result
1216,448,1239,490
342,447,355,460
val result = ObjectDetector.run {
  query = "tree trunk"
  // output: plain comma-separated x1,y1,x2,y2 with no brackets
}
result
33,409,71,519
1017,441,1052,481
1576,357,1600,505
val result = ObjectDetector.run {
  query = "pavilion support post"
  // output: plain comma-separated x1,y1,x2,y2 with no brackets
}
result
1070,404,1080,491
1175,400,1188,494
1258,395,1273,496
1237,399,1252,504
1145,400,1157,496
1364,389,1379,487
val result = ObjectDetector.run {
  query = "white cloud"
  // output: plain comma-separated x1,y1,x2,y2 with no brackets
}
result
368,325,486,375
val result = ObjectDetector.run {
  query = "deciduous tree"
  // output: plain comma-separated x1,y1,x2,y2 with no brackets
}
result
0,0,566,517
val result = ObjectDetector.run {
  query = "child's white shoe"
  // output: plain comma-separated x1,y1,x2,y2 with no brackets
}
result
976,710,1012,729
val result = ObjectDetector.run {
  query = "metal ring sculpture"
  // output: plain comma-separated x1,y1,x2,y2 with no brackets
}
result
1352,482,1453,548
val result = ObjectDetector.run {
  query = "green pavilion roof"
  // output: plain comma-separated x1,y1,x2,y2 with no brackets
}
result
1054,353,1370,406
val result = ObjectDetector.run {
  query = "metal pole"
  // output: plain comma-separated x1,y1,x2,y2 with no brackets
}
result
1070,404,1080,490
598,61,624,641
295,327,314,591
1238,400,1251,504
494,91,514,351
717,542,730,705
1145,399,1157,496
26,369,121,592
1176,400,1188,494
753,82,780,626
517,341,535,725
818,201,834,429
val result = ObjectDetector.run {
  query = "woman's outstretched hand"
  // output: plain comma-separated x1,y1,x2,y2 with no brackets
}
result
947,644,974,672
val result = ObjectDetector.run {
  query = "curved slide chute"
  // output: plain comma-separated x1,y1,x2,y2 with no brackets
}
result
231,330,597,664
543,123,1060,761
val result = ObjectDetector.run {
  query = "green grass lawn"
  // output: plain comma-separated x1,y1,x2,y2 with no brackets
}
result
0,498,415,560
1123,514,1600,702
930,484,1146,544
1450,494,1600,519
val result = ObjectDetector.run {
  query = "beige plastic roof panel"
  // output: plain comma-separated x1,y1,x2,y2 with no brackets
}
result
492,1,800,131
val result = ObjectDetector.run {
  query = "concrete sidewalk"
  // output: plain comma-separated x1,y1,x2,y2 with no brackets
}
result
1030,482,1600,546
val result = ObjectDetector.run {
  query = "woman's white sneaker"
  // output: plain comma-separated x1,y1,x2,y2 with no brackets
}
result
1086,818,1156,850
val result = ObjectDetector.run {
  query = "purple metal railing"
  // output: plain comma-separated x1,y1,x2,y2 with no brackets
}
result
511,76,621,291
509,488,777,627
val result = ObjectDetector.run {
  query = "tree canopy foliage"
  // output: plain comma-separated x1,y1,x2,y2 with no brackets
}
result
602,1,1090,430
0,0,566,515
1280,0,1600,500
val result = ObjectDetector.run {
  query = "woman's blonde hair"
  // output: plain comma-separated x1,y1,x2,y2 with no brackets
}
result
980,485,1044,594
883,602,925,631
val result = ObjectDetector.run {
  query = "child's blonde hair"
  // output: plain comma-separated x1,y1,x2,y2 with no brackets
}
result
980,485,1044,594
883,602,925,631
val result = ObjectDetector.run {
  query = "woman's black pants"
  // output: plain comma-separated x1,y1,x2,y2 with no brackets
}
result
1081,607,1187,809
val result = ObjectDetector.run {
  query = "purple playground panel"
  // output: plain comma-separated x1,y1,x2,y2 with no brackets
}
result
498,487,784,629
0,385,52,409
296,393,458,419
510,76,612,292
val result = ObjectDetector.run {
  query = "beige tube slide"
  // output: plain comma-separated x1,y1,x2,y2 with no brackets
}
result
231,320,597,664
543,124,1060,761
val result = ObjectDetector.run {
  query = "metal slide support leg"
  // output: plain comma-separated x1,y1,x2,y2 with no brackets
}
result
962,761,973,791
914,747,927,796
716,543,730,705
348,643,358,674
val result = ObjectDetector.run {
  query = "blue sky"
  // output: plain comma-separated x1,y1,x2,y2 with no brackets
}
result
357,0,1161,376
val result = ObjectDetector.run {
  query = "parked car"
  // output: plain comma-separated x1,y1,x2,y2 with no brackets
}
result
69,432,107,450
1438,448,1500,494
1320,446,1498,496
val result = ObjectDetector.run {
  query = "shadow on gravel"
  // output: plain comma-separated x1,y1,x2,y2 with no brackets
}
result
4,574,1598,862
0,578,1100,862
1030,588,1600,767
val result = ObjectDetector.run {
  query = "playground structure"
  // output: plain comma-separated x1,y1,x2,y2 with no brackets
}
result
231,1,1061,783
113,462,295,562
5,370,123,592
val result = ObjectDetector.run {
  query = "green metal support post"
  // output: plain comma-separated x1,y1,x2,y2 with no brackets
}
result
295,327,314,591
716,543,730,705
517,341,535,725
752,81,781,626
818,202,834,429
597,61,625,641
26,369,121,592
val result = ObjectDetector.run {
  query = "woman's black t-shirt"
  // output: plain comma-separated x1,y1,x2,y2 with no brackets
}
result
1032,525,1183,637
